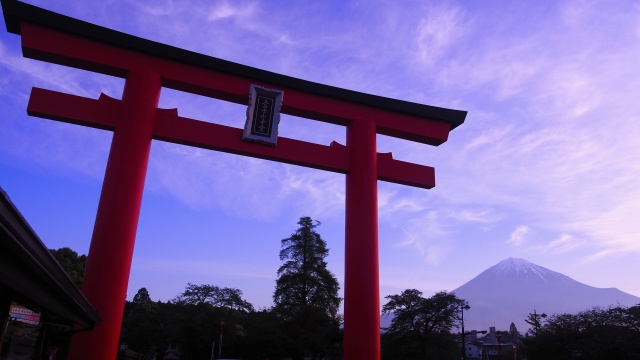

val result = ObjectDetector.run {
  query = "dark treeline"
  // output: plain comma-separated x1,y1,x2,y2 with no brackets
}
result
49,216,343,360
522,305,640,360
119,216,343,360
120,284,342,360
48,229,640,359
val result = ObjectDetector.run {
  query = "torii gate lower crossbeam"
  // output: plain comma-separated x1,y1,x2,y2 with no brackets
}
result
2,2,466,360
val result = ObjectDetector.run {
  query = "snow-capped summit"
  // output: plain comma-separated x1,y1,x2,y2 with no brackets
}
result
490,257,554,277
451,258,640,333
472,257,581,286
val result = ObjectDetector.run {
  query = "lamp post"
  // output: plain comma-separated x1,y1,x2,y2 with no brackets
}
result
496,330,502,359
218,319,226,359
460,303,470,360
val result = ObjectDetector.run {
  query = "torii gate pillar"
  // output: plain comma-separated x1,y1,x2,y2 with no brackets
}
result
345,119,380,359
68,69,161,360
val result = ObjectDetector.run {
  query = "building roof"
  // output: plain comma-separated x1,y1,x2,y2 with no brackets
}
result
0,187,101,328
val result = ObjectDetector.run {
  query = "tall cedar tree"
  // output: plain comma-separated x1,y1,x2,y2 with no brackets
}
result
274,217,341,318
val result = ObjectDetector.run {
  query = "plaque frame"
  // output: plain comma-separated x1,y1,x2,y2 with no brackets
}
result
242,84,284,146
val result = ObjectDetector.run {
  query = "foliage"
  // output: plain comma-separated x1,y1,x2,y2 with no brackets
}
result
49,247,86,287
382,329,458,360
525,309,547,336
133,287,151,304
522,304,640,360
57,221,345,360
235,310,290,359
173,283,254,312
121,288,163,355
274,217,341,319
381,289,467,360
122,287,255,359
121,287,342,359
273,216,342,359
508,322,522,341
118,217,346,360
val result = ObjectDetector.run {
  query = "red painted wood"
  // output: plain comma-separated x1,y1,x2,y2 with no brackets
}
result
20,22,450,145
67,69,161,360
344,119,380,360
377,152,435,189
28,88,436,188
153,109,351,173
27,88,120,130
4,11,462,360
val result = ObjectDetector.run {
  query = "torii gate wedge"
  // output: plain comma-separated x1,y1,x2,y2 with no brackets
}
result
1,1,467,359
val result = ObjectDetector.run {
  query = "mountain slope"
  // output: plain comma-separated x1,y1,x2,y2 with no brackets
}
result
451,258,640,333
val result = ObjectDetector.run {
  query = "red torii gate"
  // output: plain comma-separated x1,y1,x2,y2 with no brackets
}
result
2,1,466,359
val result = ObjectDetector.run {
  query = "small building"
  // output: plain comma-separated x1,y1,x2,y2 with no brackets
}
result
465,340,483,359
457,329,486,359
0,187,101,359
479,327,517,360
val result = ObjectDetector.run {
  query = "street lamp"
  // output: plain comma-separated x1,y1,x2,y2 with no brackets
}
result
496,330,502,359
460,303,470,360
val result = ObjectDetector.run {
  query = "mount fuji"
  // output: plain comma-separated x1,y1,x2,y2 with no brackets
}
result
451,258,640,333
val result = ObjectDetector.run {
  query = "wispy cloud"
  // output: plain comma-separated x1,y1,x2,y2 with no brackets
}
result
507,226,530,246
136,257,276,280
391,204,503,264
207,1,256,22
414,5,468,66
420,1,640,264
573,189,640,255
542,233,585,254
378,188,427,217
396,211,452,264
636,2,640,38
458,208,502,223
148,142,345,221
129,0,177,17
0,40,121,99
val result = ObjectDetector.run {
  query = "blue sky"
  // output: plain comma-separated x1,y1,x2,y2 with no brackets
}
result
1,0,639,314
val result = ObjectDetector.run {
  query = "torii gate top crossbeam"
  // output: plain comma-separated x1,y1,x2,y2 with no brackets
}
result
2,0,467,190
2,0,466,139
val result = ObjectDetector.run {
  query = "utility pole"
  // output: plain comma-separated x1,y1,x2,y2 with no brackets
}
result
461,303,470,360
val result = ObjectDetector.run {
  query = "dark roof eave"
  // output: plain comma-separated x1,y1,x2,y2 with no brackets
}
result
1,0,466,129
0,187,101,328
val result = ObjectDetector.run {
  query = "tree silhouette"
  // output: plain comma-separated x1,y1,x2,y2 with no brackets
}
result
49,247,86,287
273,216,341,318
173,283,254,312
525,309,547,336
273,216,342,359
382,289,466,360
522,305,640,360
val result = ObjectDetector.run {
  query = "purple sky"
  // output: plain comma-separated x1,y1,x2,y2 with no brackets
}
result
1,0,639,313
